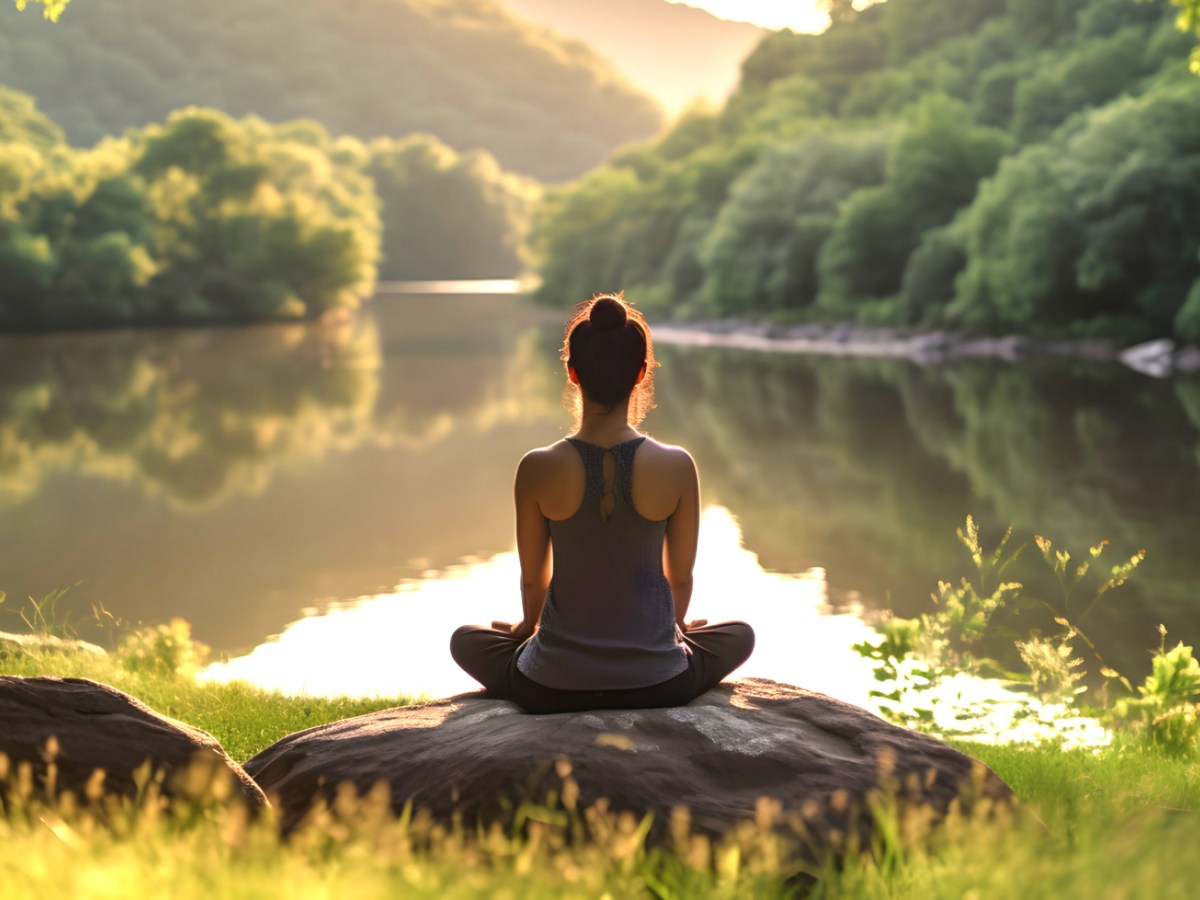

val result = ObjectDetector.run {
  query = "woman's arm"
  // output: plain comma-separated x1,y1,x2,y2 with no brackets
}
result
499,451,552,640
663,450,700,629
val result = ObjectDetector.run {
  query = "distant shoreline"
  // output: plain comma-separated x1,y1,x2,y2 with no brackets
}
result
650,319,1200,378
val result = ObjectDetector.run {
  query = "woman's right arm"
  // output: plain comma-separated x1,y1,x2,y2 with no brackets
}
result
663,450,700,629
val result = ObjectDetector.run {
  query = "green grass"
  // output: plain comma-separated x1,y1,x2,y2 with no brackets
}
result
3,645,1200,897
0,645,407,762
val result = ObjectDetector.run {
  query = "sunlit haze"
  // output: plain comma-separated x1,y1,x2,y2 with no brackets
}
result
669,0,830,32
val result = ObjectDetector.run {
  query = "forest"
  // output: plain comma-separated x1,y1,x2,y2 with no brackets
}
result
0,89,537,327
533,0,1200,342
0,0,661,181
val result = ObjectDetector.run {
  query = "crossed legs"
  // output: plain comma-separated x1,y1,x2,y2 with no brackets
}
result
449,621,755,713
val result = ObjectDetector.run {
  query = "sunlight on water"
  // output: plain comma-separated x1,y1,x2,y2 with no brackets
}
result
202,506,878,702
202,505,1109,746
374,279,526,294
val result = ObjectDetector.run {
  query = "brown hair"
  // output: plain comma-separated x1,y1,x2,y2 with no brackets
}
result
561,292,657,426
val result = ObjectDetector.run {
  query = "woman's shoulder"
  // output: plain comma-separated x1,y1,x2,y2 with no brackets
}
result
638,436,695,464
635,437,698,484
515,440,578,484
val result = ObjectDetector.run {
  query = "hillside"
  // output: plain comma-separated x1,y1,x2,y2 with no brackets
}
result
0,0,663,181
533,0,1200,342
502,0,766,113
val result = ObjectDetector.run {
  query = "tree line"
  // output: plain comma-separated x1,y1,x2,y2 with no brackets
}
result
533,0,1200,342
0,91,538,328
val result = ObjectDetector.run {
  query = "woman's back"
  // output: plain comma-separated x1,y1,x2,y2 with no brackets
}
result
518,434,696,520
448,292,752,714
516,436,688,690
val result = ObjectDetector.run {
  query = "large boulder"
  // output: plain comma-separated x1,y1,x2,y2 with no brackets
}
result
0,676,266,811
246,679,1012,849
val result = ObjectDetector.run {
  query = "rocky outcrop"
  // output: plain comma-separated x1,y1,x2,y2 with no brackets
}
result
654,321,1200,376
245,679,1012,850
0,676,266,810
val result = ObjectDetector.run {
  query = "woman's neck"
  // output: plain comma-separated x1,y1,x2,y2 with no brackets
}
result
573,398,638,446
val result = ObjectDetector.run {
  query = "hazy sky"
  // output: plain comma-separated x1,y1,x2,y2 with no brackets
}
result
669,1,830,32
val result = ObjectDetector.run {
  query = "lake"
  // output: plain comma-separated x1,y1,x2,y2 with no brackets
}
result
3,292,1198,732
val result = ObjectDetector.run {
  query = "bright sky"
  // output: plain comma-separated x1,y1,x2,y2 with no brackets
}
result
668,0,830,32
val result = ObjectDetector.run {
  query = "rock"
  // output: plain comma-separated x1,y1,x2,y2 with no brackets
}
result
245,679,1012,851
0,630,107,658
0,676,266,811
1120,339,1176,378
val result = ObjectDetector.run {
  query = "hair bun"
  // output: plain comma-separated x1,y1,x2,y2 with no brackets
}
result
588,296,628,331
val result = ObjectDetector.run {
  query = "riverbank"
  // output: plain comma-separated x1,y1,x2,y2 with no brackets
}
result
652,319,1200,378
2,641,1198,897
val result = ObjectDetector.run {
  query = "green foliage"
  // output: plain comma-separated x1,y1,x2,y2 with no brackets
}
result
1174,278,1200,340
1113,626,1200,752
817,96,1009,313
11,0,68,20
1161,0,1200,70
116,619,210,679
534,0,1200,340
853,517,1027,727
0,584,83,638
850,514,1200,752
367,135,539,280
1011,24,1160,142
0,105,381,327
698,132,886,315
0,86,62,148
5,635,1200,897
0,638,408,762
0,0,659,181
954,82,1200,335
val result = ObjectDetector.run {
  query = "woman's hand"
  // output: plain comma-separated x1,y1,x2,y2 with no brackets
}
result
492,620,536,640
678,618,708,632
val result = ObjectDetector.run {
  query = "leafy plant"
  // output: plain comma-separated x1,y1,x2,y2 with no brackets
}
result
1112,626,1200,754
116,618,210,679
855,516,1151,741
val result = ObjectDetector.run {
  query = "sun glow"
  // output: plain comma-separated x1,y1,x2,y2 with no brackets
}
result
202,506,877,702
667,1,831,33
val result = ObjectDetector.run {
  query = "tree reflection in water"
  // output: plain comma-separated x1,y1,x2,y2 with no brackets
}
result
1,298,1199,686
0,319,381,510
650,345,1200,676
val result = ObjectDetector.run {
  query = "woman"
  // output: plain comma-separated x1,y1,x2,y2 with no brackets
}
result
450,293,754,713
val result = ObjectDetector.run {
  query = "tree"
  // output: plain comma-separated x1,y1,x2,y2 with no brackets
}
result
818,95,1009,311
367,136,538,280
1166,0,1200,70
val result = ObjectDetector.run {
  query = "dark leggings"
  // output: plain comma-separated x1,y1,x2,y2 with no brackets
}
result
449,621,755,714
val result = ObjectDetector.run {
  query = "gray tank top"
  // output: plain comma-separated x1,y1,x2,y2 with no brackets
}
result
517,437,689,690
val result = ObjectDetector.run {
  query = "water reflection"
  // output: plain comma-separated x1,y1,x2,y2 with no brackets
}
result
201,505,1109,745
1,294,1198,698
648,347,1200,677
203,507,880,704
0,296,562,650
0,319,380,510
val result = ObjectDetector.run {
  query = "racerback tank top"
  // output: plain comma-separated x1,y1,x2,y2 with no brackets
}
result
516,437,689,690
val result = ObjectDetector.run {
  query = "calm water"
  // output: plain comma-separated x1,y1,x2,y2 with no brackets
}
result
3,293,1199,721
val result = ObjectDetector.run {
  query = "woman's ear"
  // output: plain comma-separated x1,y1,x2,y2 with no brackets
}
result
567,365,580,386
634,363,647,385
